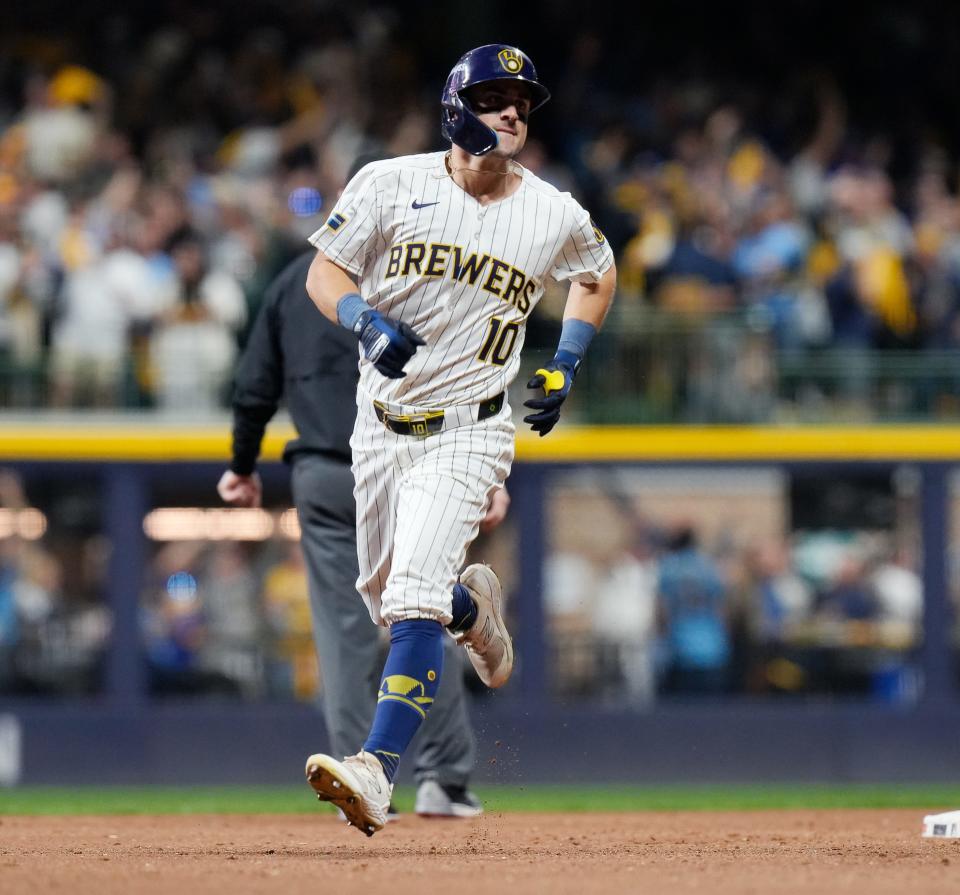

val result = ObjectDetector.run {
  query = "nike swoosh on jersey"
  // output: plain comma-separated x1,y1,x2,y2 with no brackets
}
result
411,200,440,209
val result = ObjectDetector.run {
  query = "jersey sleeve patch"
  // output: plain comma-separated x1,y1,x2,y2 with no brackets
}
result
590,217,606,244
326,212,348,231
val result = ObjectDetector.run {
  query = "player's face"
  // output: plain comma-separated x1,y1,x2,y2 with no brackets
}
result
466,81,532,158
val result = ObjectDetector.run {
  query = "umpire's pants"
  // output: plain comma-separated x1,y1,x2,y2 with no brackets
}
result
291,452,476,786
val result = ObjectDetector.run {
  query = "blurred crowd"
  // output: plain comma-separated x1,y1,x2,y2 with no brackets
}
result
2,10,960,418
142,538,327,700
545,515,924,706
0,461,334,700
0,7,433,410
0,463,942,704
0,470,110,695
1,4,957,704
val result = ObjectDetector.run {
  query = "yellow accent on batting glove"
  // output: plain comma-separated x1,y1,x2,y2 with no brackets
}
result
523,349,579,437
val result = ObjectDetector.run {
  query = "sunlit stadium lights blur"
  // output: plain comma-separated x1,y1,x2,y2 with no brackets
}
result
287,187,323,216
143,508,301,541
0,508,47,540
278,508,301,539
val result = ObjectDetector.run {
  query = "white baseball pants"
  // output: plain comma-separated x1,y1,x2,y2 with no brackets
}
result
350,395,514,626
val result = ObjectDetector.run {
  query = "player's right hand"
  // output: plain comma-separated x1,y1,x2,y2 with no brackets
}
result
217,470,262,508
357,310,426,379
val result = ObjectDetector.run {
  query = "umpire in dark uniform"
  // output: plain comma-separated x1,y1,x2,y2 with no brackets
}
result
218,215,506,814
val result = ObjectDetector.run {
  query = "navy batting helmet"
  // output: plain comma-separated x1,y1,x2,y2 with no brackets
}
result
441,44,550,156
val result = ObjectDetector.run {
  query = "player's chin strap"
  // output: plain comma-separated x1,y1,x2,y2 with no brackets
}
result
432,150,523,180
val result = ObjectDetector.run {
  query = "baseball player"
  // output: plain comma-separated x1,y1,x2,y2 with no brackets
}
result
217,155,510,818
303,43,616,836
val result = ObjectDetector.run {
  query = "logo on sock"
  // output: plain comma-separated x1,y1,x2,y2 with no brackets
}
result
378,675,434,717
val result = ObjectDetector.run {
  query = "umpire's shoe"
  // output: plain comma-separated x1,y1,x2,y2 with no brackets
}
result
415,780,484,818
453,563,514,688
305,750,392,837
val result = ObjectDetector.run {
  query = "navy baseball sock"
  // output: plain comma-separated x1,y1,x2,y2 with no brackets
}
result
448,583,478,633
364,619,444,782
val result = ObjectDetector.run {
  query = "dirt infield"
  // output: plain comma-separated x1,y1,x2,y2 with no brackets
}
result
2,810,955,894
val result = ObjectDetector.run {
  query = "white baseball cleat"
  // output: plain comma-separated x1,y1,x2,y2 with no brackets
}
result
452,563,514,688
305,750,392,837
336,802,400,824
415,779,484,818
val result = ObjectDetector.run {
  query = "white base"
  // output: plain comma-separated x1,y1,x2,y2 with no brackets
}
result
922,810,960,838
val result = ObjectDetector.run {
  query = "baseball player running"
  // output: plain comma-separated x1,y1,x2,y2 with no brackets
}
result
217,237,509,819
303,43,616,836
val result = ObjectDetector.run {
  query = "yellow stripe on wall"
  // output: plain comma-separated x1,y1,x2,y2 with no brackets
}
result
0,425,296,461
1,423,959,462
513,426,960,462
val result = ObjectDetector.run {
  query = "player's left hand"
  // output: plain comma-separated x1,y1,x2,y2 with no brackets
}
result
522,349,579,437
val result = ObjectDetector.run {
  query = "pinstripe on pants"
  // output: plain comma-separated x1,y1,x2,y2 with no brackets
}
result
350,397,514,626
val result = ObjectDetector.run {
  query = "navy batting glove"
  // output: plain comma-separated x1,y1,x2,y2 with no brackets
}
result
523,349,580,437
357,310,426,379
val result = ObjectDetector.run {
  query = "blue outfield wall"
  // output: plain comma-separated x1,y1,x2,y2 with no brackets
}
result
1,423,959,784
7,700,960,786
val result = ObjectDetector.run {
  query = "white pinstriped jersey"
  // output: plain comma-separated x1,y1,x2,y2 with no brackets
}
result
308,151,614,408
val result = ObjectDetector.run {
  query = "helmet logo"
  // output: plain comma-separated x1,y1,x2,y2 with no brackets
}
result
497,48,523,74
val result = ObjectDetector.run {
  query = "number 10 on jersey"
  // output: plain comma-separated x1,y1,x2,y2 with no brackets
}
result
477,316,520,366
